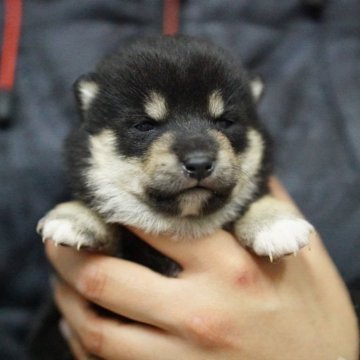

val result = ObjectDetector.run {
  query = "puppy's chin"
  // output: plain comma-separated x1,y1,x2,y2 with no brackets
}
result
144,183,234,217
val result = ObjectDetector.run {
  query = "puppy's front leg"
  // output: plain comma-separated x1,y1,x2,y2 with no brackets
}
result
234,195,314,261
37,201,118,254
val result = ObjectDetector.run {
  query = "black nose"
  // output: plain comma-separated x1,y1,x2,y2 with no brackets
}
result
183,153,215,180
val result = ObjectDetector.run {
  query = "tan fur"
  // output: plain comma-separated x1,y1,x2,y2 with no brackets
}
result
209,130,237,178
210,128,264,207
143,133,177,175
250,77,264,101
234,195,313,259
208,90,224,118
38,200,117,253
144,91,168,121
78,81,99,111
236,195,301,240
238,128,264,179
88,129,145,196
179,190,211,217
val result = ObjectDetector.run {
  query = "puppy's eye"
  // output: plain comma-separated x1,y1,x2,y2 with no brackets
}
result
215,117,234,129
134,120,157,132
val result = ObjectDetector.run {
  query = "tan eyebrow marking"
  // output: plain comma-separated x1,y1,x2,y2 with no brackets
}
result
208,90,224,118
144,91,168,121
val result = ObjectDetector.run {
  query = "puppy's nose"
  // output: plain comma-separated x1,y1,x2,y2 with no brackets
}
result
183,154,214,180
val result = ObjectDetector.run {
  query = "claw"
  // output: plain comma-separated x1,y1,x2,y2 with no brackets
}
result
293,251,297,257
77,242,82,251
36,218,45,235
36,226,43,236
269,253,273,263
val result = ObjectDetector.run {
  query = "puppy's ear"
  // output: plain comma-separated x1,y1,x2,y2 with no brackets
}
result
249,75,264,103
73,73,99,117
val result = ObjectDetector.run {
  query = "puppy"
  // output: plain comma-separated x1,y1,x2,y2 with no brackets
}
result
38,35,313,268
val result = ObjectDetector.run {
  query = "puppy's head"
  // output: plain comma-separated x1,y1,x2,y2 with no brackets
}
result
69,36,270,237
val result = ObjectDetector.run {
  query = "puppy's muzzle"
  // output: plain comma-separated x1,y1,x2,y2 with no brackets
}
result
182,152,215,180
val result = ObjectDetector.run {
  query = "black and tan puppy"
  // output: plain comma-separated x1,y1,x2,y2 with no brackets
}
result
38,36,313,269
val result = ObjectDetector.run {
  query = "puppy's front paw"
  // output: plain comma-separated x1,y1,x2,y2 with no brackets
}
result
250,218,313,260
38,217,95,250
37,201,116,252
234,195,315,260
236,216,314,261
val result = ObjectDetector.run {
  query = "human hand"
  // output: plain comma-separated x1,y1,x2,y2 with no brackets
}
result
46,179,359,359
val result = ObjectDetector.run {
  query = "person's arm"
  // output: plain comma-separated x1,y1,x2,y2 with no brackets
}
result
45,179,360,359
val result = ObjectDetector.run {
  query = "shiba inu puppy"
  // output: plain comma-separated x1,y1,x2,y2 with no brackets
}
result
37,35,313,268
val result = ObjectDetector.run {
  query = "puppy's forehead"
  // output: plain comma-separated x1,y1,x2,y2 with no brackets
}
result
143,89,225,119
139,60,232,108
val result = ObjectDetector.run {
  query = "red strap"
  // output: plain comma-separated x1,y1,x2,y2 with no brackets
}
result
0,0,23,90
163,0,180,35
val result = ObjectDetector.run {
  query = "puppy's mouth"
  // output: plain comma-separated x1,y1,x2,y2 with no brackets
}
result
177,182,219,196
147,183,212,200
183,185,210,192
144,177,236,217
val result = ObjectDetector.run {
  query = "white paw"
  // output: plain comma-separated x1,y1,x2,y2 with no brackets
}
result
251,218,314,260
37,217,100,250
37,201,118,253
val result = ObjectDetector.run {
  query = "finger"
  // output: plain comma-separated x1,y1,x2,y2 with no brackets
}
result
59,319,89,360
129,226,253,271
46,241,178,329
127,225,198,267
54,281,183,360
127,226,236,268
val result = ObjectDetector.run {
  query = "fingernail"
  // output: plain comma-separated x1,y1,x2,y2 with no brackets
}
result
59,318,72,341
